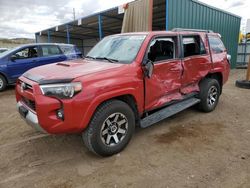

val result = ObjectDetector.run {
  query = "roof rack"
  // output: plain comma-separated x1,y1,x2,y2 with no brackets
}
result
172,28,214,33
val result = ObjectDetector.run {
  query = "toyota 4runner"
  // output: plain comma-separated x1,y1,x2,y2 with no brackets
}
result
16,29,230,156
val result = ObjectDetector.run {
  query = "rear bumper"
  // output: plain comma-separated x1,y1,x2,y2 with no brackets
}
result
17,101,47,133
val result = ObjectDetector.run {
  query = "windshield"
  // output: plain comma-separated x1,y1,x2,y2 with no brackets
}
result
87,35,146,63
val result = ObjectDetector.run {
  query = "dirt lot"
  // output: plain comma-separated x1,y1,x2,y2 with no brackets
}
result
0,69,249,188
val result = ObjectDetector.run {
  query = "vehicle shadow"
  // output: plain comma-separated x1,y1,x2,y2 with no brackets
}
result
15,107,201,162
2,104,207,175
24,133,98,158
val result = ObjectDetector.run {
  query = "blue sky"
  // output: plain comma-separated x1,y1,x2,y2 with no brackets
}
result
0,0,249,39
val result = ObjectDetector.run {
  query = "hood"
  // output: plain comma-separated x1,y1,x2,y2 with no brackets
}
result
23,59,124,84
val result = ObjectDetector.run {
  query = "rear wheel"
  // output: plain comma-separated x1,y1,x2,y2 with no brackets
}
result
83,100,135,156
198,78,220,112
0,75,7,92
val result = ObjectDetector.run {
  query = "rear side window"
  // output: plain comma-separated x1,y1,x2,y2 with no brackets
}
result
208,36,226,54
41,45,61,56
182,36,206,58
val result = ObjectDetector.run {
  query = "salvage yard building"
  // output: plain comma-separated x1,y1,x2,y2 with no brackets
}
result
36,0,241,68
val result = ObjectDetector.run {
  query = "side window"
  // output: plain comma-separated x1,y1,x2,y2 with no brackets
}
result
41,45,62,57
13,47,38,60
183,36,206,58
147,37,176,63
208,36,226,54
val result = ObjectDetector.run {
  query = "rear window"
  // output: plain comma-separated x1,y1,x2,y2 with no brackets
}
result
41,45,61,56
208,36,226,54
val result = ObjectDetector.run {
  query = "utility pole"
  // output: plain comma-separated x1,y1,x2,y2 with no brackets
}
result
73,8,76,20
246,56,250,81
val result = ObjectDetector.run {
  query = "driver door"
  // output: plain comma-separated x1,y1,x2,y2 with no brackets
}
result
144,36,183,111
7,46,38,80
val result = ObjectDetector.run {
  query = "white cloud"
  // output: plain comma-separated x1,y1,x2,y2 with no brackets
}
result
0,0,133,39
0,0,249,39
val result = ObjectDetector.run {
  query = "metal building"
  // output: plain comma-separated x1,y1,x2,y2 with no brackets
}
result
237,43,250,68
36,0,241,68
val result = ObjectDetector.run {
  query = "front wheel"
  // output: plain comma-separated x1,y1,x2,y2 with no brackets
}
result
198,78,220,112
83,100,135,157
0,75,7,92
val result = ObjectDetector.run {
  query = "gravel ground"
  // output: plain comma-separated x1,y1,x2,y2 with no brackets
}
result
0,69,249,188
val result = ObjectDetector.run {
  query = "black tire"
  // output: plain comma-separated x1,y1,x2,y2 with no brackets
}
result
235,80,250,89
0,75,7,92
83,100,135,157
198,78,220,112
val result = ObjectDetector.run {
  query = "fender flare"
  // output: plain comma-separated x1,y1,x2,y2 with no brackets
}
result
0,71,10,84
79,88,141,130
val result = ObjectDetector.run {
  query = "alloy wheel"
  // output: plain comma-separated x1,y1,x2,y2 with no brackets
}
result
0,78,3,89
207,86,218,107
100,112,128,146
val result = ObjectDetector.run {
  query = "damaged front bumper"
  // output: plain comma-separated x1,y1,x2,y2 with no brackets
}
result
17,101,47,133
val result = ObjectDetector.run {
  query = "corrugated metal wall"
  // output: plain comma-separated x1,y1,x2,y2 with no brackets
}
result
167,0,241,68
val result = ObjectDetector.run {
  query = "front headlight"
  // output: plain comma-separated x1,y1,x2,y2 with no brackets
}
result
40,82,82,99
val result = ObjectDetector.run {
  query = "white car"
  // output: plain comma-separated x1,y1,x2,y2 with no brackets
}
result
0,48,8,54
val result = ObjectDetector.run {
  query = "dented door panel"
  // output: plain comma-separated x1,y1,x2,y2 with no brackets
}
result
145,59,183,110
180,34,212,94
181,55,212,93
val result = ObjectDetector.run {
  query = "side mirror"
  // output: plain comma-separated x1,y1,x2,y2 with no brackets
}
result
227,54,231,64
143,59,154,78
10,55,16,61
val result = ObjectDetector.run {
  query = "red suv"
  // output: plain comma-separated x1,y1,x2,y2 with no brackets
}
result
16,29,230,156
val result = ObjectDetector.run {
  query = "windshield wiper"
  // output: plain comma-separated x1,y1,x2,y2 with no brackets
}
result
84,55,96,60
95,57,119,63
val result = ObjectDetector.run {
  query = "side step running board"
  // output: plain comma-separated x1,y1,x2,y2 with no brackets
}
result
140,98,201,128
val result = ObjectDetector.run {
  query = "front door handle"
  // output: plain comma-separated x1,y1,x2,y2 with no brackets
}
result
170,68,179,71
